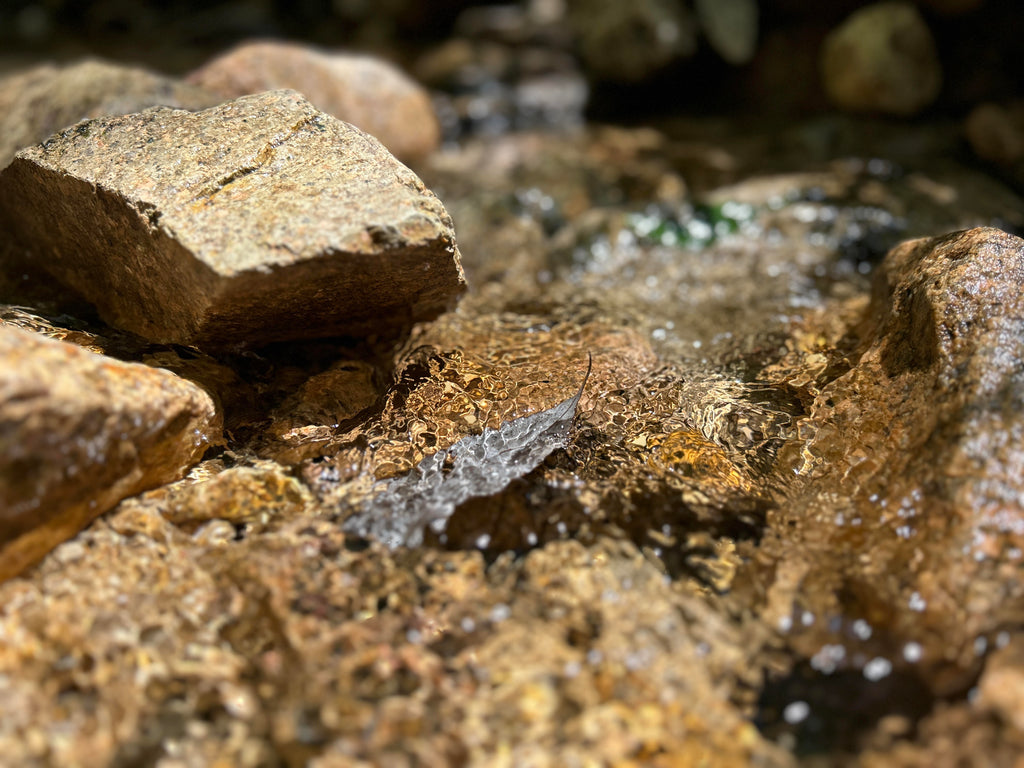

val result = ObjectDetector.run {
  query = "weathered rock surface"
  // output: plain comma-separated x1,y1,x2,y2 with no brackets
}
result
0,324,219,581
751,227,1024,736
188,41,441,161
0,90,465,349
821,2,941,116
0,58,219,170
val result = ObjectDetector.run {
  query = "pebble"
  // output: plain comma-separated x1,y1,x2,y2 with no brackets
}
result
820,2,941,116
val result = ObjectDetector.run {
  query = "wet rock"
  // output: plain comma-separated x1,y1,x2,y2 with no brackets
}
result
757,228,1024,700
820,2,941,116
120,459,315,532
0,514,792,766
187,41,441,162
566,0,698,83
0,324,219,581
0,58,219,170
0,90,465,349
262,359,384,463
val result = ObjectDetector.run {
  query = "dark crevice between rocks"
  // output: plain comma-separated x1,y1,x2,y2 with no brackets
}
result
754,660,953,758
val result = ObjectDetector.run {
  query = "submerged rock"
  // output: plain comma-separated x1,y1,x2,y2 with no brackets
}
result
0,90,465,350
757,227,1024,713
0,59,219,170
0,324,219,581
188,40,441,162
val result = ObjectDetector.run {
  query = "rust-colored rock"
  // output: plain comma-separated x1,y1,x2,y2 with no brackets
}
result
763,227,1024,694
820,2,941,116
188,41,441,162
0,324,219,581
0,58,219,170
0,90,465,349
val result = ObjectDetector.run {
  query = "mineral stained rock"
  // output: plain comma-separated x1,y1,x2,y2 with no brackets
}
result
762,227,1024,698
0,58,219,170
188,40,441,161
0,324,219,582
820,2,941,116
0,90,465,349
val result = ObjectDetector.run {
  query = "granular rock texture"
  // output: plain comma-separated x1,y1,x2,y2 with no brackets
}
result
0,324,219,581
0,514,792,767
0,59,219,170
2,109,1024,765
188,40,441,162
748,227,1024,745
0,90,465,349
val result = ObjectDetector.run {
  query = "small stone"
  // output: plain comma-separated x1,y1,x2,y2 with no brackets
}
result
694,0,759,65
820,2,941,116
0,90,465,349
0,325,219,581
567,0,698,83
0,59,219,170
965,102,1024,165
188,41,441,162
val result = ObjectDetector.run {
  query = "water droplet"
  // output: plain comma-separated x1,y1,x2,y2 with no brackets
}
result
863,657,892,681
784,700,811,725
903,642,922,663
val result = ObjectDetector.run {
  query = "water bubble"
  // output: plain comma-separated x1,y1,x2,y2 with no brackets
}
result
863,657,892,681
490,603,511,623
783,700,811,725
811,643,846,674
851,619,872,640
903,642,923,663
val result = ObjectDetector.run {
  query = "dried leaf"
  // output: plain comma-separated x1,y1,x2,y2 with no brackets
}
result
344,357,591,548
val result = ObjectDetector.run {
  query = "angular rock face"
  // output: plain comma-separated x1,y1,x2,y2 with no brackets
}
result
0,325,219,581
0,90,465,349
0,59,219,170
188,41,441,162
